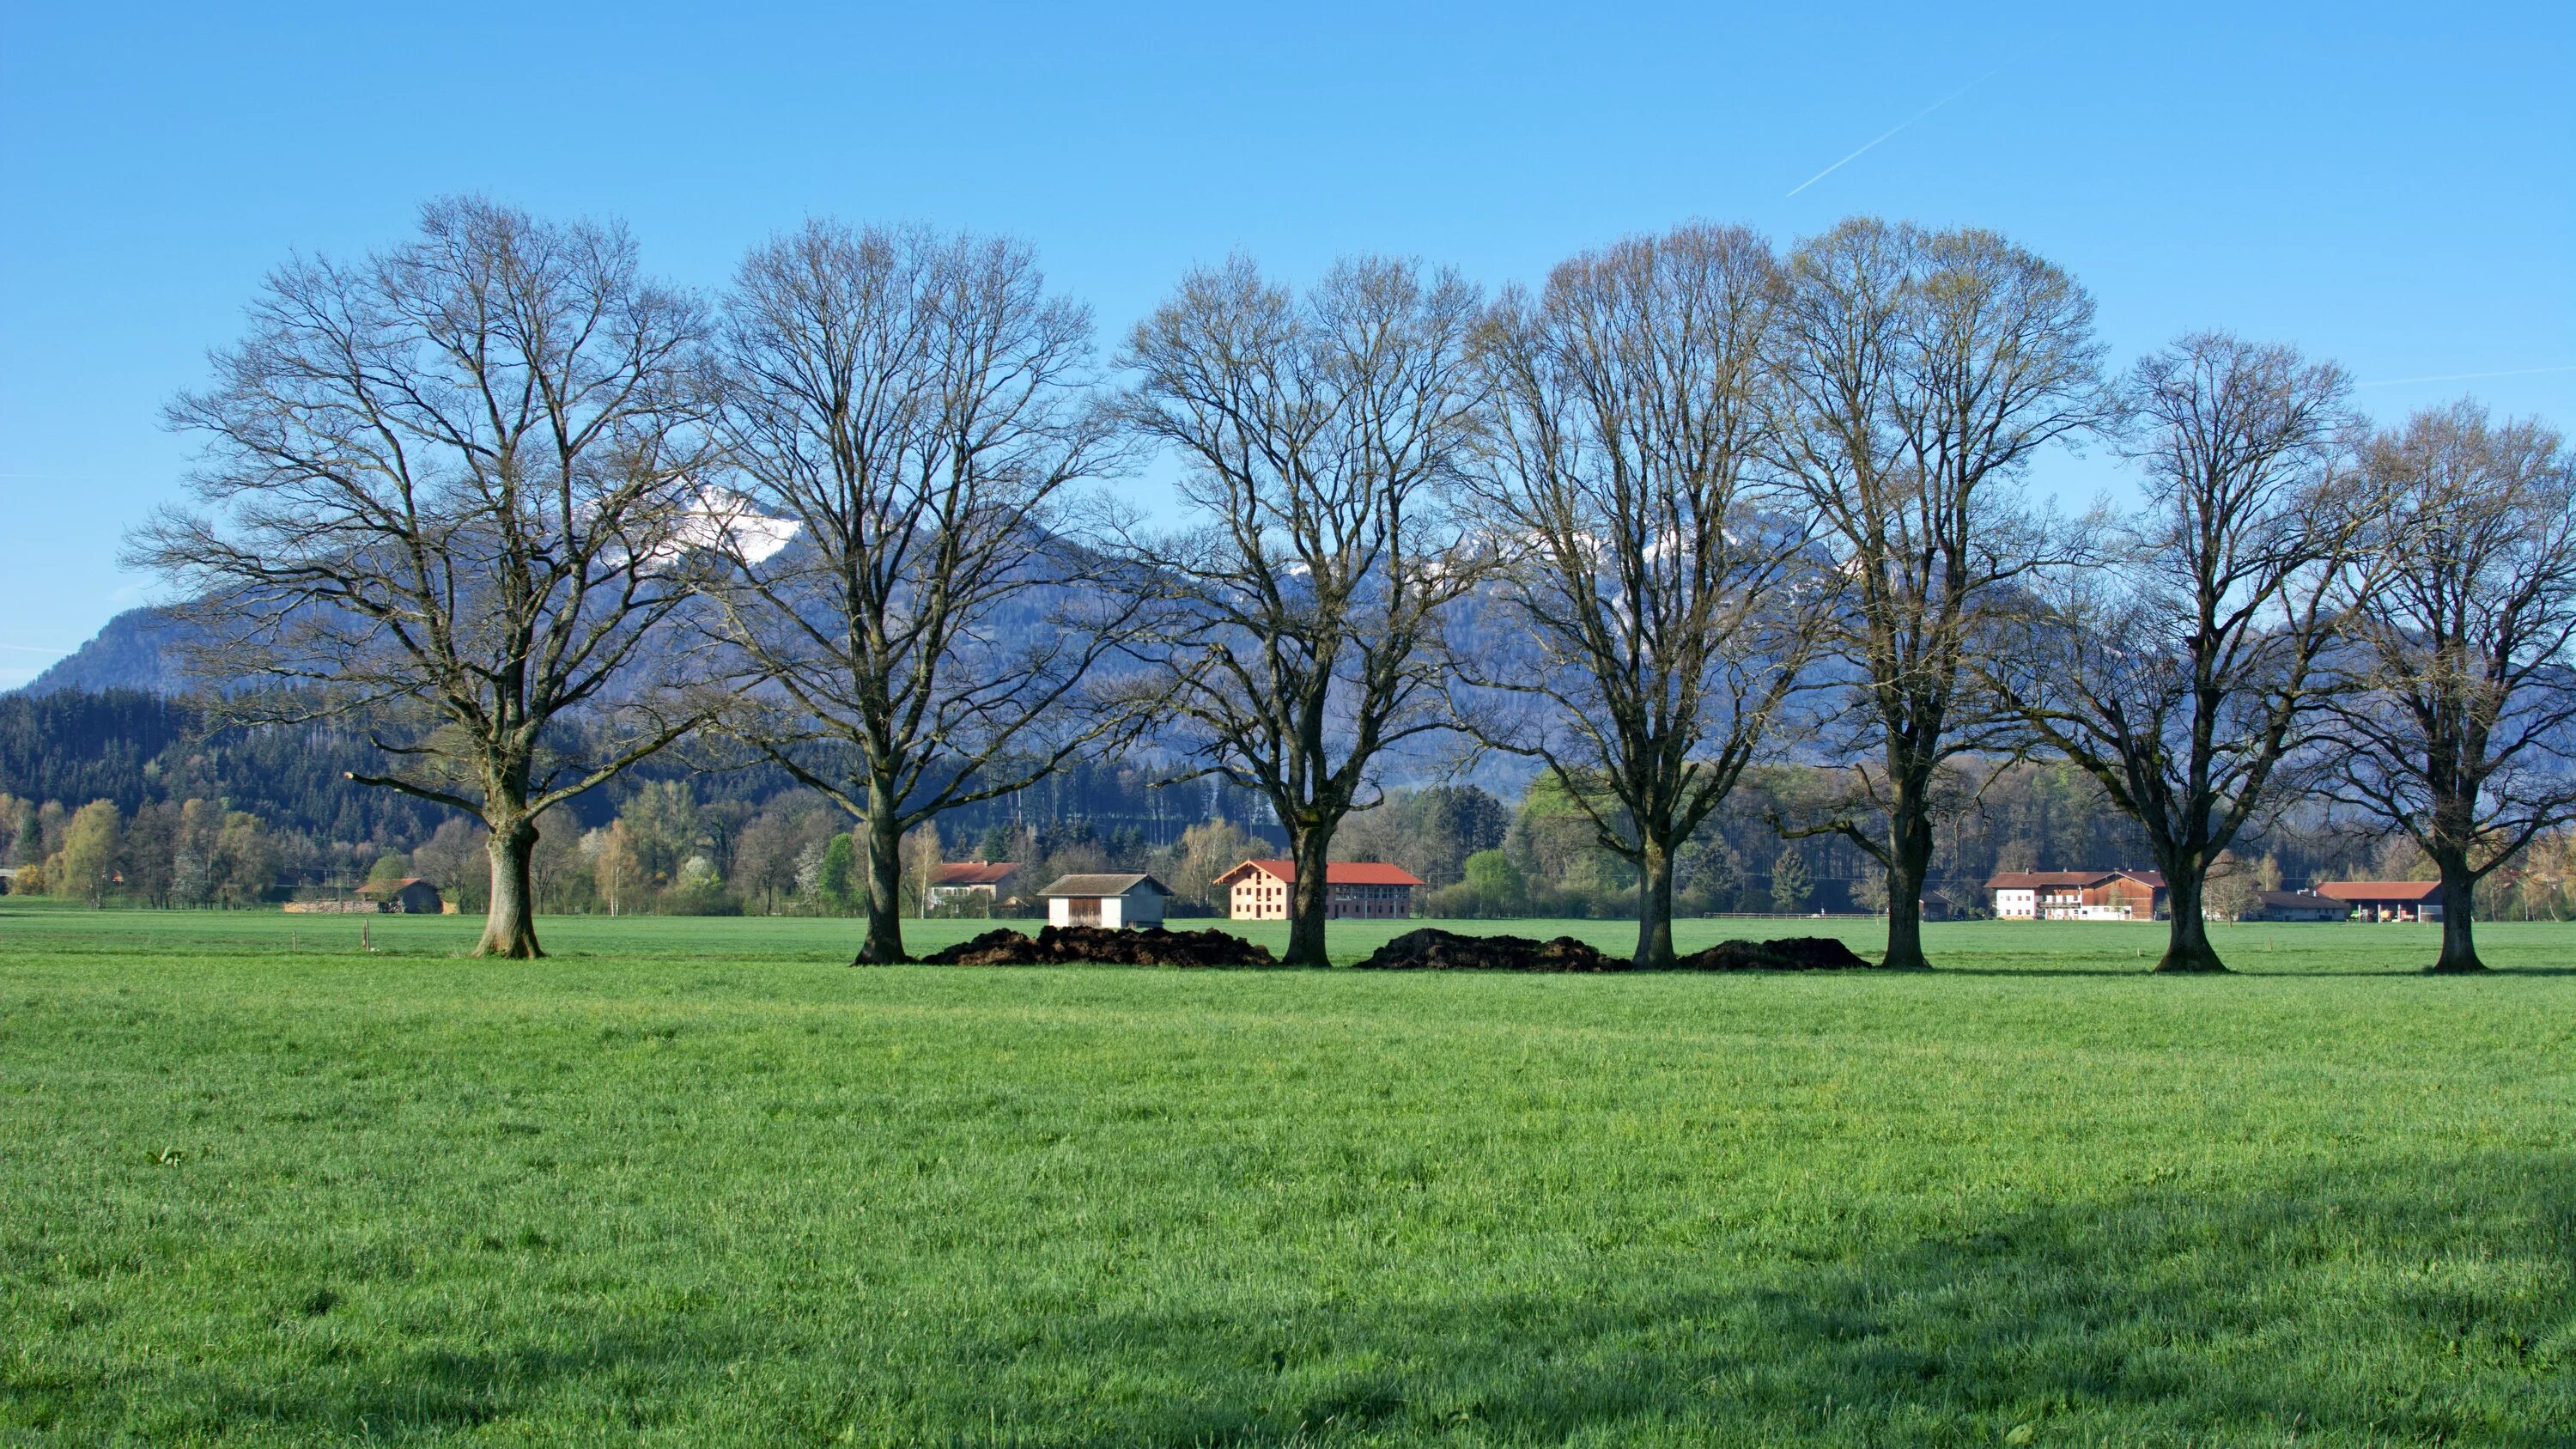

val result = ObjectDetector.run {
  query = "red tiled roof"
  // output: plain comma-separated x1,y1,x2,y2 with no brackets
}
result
2316,880,2441,902
934,861,1018,886
1984,869,2166,891
1221,859,1426,888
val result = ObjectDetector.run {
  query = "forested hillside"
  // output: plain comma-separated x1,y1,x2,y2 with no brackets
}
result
6,685,2485,920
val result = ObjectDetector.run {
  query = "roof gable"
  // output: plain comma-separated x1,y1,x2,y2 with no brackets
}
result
934,861,1019,886
1036,873,1174,898
2316,880,2442,902
1214,859,1426,888
1984,869,2163,891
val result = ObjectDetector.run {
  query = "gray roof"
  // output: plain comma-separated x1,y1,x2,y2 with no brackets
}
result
1036,873,1174,898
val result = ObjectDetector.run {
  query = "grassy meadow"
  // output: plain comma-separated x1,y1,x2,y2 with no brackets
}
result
3,904,2571,1445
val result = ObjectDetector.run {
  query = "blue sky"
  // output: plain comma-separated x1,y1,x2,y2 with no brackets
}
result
2,1,2569,687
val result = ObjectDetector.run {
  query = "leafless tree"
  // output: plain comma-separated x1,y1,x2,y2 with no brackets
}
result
1982,334,2368,971
1117,256,1488,967
707,222,1145,964
1770,218,2105,969
129,198,722,958
1463,224,1826,967
2327,403,2576,971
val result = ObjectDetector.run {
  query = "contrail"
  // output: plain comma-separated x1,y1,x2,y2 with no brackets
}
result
2356,363,2576,388
1787,65,2007,198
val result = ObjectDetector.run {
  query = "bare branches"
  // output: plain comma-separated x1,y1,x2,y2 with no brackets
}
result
704,221,1145,963
1461,223,1828,965
1983,332,2368,971
125,197,722,957
1116,255,1490,965
2324,404,2576,970
1769,218,2107,966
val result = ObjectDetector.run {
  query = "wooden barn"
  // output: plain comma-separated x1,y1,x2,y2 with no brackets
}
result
354,877,446,914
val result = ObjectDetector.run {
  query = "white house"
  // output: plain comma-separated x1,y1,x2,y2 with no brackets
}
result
1037,873,1173,928
1985,869,2167,921
927,861,1021,910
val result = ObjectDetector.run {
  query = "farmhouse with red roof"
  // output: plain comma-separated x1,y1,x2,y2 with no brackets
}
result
1213,859,1425,921
2316,880,2444,922
1984,868,2168,922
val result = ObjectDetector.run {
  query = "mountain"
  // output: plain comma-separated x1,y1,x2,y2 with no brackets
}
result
19,608,202,696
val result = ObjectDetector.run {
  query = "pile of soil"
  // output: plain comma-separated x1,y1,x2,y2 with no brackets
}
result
1352,928,1876,972
919,924,1279,968
1351,928,1625,972
1672,935,1873,971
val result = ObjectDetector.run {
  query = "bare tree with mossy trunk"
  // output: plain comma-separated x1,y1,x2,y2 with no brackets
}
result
705,221,1147,965
2327,403,2576,973
1980,333,2370,972
1768,217,2105,970
1461,223,1826,969
1115,256,1490,969
129,198,723,958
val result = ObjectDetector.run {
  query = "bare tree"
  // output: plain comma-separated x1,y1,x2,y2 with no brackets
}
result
2329,403,2576,971
708,222,1142,965
1770,218,2105,969
1464,224,1825,968
1118,257,1488,967
130,198,721,957
1983,334,2367,971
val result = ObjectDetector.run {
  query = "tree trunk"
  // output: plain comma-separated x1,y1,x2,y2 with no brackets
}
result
1635,838,1677,970
2155,868,2228,973
1284,826,1335,968
1879,764,1935,970
856,794,907,965
475,819,544,959
2427,861,2484,973
1880,853,1928,970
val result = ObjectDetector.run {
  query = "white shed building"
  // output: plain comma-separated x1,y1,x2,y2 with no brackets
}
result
1037,873,1174,928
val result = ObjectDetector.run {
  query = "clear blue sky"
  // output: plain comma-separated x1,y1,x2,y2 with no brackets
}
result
3,1,2569,687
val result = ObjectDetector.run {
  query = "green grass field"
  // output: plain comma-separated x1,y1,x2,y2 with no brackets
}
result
3,905,2571,1446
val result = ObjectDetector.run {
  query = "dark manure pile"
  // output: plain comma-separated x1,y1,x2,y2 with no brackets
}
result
920,924,1281,968
1672,935,1873,971
1352,928,1877,972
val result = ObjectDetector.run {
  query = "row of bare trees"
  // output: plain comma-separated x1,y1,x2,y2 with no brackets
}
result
135,198,2576,973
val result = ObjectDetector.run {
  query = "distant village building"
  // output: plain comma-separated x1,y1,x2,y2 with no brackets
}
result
289,877,448,914
357,877,447,914
928,861,1021,911
1037,873,1172,928
2242,889,2350,922
1984,869,2168,921
1214,859,1425,921
2318,880,2443,922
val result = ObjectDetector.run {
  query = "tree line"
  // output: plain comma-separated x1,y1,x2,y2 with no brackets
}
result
128,199,2576,972
19,759,2576,928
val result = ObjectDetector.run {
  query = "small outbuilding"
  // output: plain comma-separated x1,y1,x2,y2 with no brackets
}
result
2317,880,2443,922
2242,889,2350,922
355,877,446,914
1036,873,1173,928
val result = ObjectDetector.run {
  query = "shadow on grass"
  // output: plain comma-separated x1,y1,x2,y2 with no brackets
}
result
946,1153,2574,1446
15,1158,2566,1446
1924,965,2576,977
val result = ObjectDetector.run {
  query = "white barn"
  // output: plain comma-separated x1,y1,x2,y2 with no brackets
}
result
1037,873,1173,928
